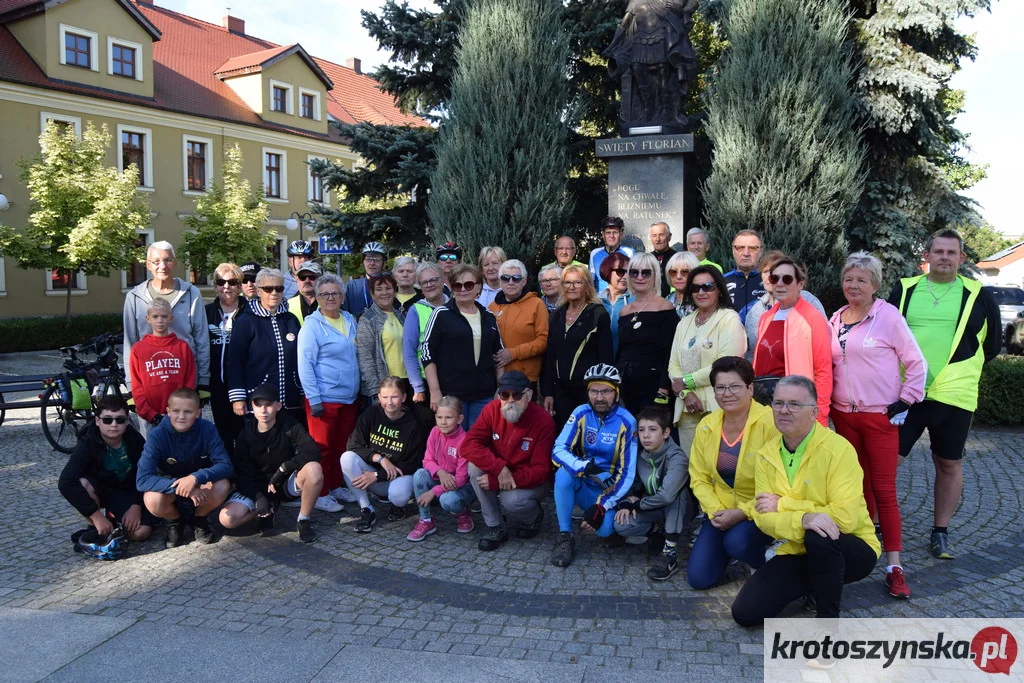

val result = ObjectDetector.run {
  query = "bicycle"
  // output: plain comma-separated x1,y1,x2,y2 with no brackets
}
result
39,332,134,454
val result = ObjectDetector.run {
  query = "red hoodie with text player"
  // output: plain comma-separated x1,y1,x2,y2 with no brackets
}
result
129,332,197,422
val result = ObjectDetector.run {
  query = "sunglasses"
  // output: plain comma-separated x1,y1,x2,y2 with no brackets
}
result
99,416,128,425
259,285,285,293
610,268,627,277
298,274,318,282
768,273,796,285
689,282,718,293
499,274,524,283
498,391,525,401
438,254,459,262
242,276,257,284
215,278,239,287
668,269,690,277
629,269,654,279
452,280,480,292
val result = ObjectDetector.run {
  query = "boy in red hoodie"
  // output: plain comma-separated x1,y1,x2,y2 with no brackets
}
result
130,299,196,426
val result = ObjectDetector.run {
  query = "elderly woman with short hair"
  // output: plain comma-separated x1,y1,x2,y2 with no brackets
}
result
205,262,248,455
392,256,420,315
357,272,407,399
664,251,700,318
538,264,562,312
403,261,449,403
489,259,549,391
477,246,507,308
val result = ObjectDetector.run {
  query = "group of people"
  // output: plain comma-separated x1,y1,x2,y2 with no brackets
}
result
58,220,1000,628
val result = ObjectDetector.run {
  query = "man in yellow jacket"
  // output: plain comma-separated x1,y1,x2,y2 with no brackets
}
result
732,375,881,627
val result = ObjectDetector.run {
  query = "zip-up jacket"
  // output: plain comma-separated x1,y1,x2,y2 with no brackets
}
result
287,294,318,326
298,308,360,406
422,425,469,497
829,298,927,413
488,291,549,382
689,401,778,518
136,417,233,493
123,277,210,386
541,303,613,397
226,299,304,409
751,425,881,558
129,333,197,422
343,276,374,318
668,306,746,422
420,300,504,402
628,438,689,533
356,303,406,397
232,414,320,501
887,274,1000,412
553,402,637,510
205,299,248,391
723,269,766,324
347,404,427,476
744,291,826,361
402,297,447,393
461,400,556,491
59,423,146,517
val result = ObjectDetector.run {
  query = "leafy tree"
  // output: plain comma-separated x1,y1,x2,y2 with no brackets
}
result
179,143,273,276
703,0,865,308
961,220,1012,263
428,0,572,267
0,122,150,322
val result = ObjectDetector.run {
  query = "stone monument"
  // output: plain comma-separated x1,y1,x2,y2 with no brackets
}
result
597,0,699,251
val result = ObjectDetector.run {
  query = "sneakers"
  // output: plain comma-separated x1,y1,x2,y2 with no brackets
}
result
330,487,357,504
886,566,911,599
930,531,955,559
455,511,475,534
648,552,679,581
165,520,186,549
387,504,408,522
297,518,318,543
315,495,344,513
468,500,482,514
354,507,376,533
258,514,275,536
515,508,543,539
407,518,437,542
551,532,576,567
478,523,509,551
191,516,220,545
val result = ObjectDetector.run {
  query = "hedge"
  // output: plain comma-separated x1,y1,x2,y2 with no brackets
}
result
976,355,1024,426
0,314,123,353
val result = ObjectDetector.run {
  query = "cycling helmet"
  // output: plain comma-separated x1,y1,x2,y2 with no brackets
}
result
584,363,621,388
362,241,387,257
74,525,128,560
436,241,463,259
287,240,315,257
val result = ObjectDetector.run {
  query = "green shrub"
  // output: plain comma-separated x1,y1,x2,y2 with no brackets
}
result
0,314,123,353
975,355,1024,426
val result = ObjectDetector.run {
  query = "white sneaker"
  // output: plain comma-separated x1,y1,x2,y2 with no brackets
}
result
330,487,357,504
314,495,344,513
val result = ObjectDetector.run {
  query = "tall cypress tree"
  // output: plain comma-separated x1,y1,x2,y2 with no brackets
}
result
703,0,865,308
428,0,572,267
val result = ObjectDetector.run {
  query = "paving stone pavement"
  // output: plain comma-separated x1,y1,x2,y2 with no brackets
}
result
2,349,1024,680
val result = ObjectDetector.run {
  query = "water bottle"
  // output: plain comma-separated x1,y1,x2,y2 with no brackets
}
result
58,381,70,405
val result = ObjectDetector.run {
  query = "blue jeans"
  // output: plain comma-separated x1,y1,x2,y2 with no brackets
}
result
554,467,615,537
412,468,474,520
461,398,490,431
687,518,771,590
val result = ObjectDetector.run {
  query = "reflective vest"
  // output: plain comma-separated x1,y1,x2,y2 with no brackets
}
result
412,300,435,377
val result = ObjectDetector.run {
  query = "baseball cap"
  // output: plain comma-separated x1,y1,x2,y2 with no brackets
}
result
497,371,531,393
295,261,323,276
249,384,280,403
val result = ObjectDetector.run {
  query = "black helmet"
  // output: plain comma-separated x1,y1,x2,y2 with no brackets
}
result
436,241,463,259
74,525,128,560
287,240,315,257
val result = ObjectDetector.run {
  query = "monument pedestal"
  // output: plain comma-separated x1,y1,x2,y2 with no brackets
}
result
595,134,693,252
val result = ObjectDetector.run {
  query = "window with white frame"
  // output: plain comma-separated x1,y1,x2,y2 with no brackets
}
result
269,79,293,115
269,237,287,272
121,229,154,290
107,37,143,81
39,111,82,137
263,147,287,200
307,155,328,204
182,135,213,193
298,88,321,120
46,268,87,294
59,24,98,71
117,124,154,189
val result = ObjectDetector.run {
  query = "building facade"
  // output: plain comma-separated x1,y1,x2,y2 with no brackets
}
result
0,0,422,318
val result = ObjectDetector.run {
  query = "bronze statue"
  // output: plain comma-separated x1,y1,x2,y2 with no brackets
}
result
605,0,700,135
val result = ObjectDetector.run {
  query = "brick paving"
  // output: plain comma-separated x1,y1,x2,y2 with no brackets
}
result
2,350,1023,679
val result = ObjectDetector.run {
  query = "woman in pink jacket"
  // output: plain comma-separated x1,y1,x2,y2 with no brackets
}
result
752,257,832,425
830,251,926,600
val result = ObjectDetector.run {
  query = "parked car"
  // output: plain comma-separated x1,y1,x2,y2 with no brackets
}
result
1006,311,1024,356
983,286,1024,353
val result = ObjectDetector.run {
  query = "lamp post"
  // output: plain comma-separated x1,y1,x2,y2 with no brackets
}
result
285,211,314,241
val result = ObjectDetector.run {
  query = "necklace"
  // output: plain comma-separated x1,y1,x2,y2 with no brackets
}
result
630,298,653,329
565,304,585,327
925,277,956,308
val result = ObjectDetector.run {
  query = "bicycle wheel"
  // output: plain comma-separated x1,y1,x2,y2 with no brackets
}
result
40,384,88,454
0,390,5,428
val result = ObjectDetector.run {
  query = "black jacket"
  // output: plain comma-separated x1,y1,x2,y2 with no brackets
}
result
420,299,504,402
541,303,613,396
232,414,321,500
347,404,427,476
205,299,249,391
226,299,303,409
59,423,146,517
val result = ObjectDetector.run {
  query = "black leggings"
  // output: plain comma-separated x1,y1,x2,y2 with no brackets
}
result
731,531,878,626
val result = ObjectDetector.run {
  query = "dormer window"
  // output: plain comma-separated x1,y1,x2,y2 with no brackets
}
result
272,86,287,112
65,32,91,68
113,44,135,78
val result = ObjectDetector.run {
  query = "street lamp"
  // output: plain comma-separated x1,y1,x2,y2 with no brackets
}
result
285,211,314,240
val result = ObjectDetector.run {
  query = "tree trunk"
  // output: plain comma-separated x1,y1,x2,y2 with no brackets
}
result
65,270,73,327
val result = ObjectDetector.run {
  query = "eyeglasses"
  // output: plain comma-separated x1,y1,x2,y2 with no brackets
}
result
99,416,128,425
419,276,442,288
713,384,747,396
215,278,239,287
609,268,627,278
317,291,341,299
539,278,560,286
629,268,654,279
562,281,584,289
768,273,796,285
148,258,175,266
668,269,690,277
498,391,525,401
588,387,616,398
689,282,718,293
452,280,480,292
771,400,816,412
298,274,318,282
438,254,459,262
259,285,285,293
499,274,524,283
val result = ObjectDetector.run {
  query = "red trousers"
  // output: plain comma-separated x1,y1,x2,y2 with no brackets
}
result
831,409,901,552
305,398,359,496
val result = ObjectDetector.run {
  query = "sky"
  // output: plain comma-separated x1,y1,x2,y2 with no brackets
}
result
161,0,1021,237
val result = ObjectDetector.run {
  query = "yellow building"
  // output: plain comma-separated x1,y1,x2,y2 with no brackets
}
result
0,0,423,318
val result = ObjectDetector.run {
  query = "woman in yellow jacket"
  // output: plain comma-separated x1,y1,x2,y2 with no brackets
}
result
488,259,549,387
732,375,881,627
687,356,779,590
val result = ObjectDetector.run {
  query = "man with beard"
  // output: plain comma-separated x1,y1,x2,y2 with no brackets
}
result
649,222,677,296
461,371,556,552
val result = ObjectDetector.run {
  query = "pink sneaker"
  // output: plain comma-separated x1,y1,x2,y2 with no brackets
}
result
455,510,474,533
407,518,436,542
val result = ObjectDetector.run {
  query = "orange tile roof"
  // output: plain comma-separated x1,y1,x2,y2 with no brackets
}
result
0,0,426,143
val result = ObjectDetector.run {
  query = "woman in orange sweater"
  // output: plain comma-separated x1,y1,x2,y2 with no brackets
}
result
488,259,549,390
